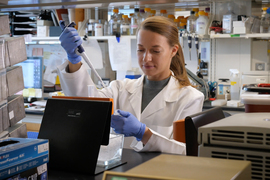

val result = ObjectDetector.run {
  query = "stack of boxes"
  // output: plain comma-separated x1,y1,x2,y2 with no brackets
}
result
0,15,28,139
0,15,49,180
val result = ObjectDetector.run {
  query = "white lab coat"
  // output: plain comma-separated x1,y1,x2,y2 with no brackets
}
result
57,61,204,155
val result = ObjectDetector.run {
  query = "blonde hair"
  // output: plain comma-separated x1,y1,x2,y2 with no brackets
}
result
137,16,191,87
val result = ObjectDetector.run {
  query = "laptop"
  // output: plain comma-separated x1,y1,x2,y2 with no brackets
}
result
38,98,112,175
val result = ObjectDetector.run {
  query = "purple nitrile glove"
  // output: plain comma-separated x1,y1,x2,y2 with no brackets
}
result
59,20,82,64
111,110,146,141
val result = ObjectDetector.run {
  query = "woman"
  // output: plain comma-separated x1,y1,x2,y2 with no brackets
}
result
57,16,204,155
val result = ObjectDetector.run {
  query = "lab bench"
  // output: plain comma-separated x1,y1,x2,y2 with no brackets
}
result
203,100,245,115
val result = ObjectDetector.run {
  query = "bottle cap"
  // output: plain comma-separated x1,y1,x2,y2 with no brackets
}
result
174,18,180,22
168,14,175,19
262,7,268,11
134,8,139,13
180,19,187,23
192,8,199,12
180,22,185,26
177,16,184,19
205,7,210,12
122,15,128,18
198,10,205,16
150,10,156,14
140,9,145,13
113,9,119,13
160,9,167,14
145,8,151,12
205,12,208,16
130,13,134,17
190,11,195,14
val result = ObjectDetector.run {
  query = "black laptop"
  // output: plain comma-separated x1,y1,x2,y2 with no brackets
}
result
38,98,112,175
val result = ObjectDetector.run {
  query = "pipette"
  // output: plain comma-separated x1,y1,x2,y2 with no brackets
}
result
195,35,199,59
60,21,106,88
180,30,184,51
188,34,192,60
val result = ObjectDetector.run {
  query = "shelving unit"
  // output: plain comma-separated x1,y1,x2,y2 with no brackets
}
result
210,33,270,39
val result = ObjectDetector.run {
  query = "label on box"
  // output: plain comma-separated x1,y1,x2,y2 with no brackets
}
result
37,163,47,175
9,111,14,120
38,143,49,154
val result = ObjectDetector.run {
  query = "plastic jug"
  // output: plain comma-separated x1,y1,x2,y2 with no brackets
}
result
230,69,240,100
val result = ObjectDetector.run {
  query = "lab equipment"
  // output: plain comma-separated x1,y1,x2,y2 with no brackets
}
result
120,15,130,35
94,20,103,36
188,35,192,60
59,21,106,88
87,19,96,36
109,9,120,35
260,7,269,33
229,69,240,100
195,35,199,59
111,110,146,141
208,81,217,98
222,4,237,34
160,9,167,17
199,113,270,180
130,8,141,35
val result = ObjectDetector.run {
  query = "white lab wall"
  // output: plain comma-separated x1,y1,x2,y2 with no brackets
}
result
214,38,251,81
251,41,269,71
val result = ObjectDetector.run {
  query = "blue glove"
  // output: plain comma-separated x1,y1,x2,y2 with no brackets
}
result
59,21,82,64
111,110,146,141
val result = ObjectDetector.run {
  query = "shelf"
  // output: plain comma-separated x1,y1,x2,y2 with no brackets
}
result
210,33,270,39
26,35,136,44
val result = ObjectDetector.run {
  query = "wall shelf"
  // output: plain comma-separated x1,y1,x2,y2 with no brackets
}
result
210,33,270,39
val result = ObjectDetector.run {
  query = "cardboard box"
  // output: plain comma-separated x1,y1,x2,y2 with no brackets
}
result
0,104,9,133
234,27,246,34
7,95,25,126
37,20,53,26
6,66,24,96
37,26,50,37
0,43,8,70
23,122,41,132
0,15,10,36
4,37,27,67
0,69,8,101
4,163,48,180
0,154,49,179
233,21,245,27
8,123,27,138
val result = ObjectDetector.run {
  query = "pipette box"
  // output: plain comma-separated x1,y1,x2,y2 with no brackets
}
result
7,95,25,126
3,163,48,180
97,133,124,167
6,66,24,96
0,138,49,179
0,15,10,36
4,37,27,67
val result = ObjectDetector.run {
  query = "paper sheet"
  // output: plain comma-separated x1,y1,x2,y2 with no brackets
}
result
81,39,103,70
43,66,57,84
108,37,132,71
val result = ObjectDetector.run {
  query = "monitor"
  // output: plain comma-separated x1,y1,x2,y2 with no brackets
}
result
15,57,43,98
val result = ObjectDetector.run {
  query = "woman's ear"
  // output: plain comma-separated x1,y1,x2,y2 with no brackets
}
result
172,44,179,57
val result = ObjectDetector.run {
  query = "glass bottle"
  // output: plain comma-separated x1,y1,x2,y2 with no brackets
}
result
144,8,152,19
187,11,196,34
168,14,175,22
222,5,237,34
121,15,130,35
174,18,180,30
87,19,96,36
109,8,120,35
193,8,199,19
160,10,167,17
150,10,156,17
130,8,142,35
140,9,146,21
260,7,269,33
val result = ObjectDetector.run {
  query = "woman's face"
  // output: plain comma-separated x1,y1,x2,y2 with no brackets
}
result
137,29,178,81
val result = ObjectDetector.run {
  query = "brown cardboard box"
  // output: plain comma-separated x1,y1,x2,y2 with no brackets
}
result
7,95,25,126
5,37,27,67
8,123,27,138
23,122,41,132
0,69,8,101
0,104,4,133
6,66,24,96
0,15,10,36
1,103,9,131
0,43,8,70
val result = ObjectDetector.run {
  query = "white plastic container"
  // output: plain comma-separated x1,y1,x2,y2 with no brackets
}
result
196,11,208,35
230,69,240,100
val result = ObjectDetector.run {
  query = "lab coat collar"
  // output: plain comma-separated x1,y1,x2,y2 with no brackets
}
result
126,74,182,120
